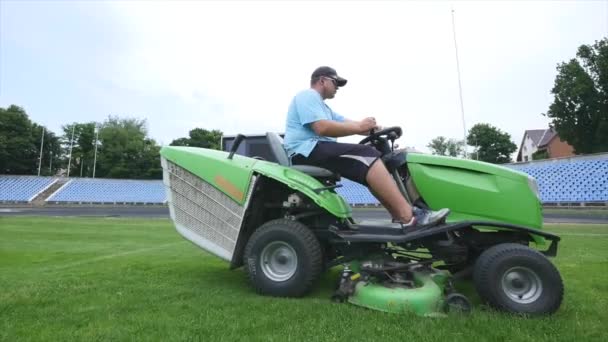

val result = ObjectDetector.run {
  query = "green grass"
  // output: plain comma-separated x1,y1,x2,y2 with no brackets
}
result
1,217,607,342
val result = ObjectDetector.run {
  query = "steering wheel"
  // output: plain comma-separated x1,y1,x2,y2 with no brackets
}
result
358,126,403,145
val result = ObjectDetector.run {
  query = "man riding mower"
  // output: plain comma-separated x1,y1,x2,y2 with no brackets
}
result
159,126,563,316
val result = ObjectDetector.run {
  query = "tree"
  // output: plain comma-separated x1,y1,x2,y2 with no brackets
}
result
61,122,96,177
95,116,162,179
544,38,608,154
466,123,517,164
170,128,223,150
32,123,62,176
427,136,464,157
0,105,60,175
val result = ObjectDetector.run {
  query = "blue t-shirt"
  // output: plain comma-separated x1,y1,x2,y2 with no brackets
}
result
283,89,345,158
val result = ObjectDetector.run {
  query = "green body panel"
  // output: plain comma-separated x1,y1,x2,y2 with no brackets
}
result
160,146,351,217
160,146,544,242
252,160,352,218
406,153,544,244
348,272,449,316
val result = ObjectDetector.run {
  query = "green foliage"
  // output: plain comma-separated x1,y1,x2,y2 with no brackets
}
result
545,38,608,154
61,122,96,177
466,123,517,164
427,136,465,157
0,105,60,175
532,149,549,161
170,128,223,150
95,116,162,179
1,105,221,179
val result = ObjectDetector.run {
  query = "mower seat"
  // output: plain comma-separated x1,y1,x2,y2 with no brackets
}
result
266,132,340,181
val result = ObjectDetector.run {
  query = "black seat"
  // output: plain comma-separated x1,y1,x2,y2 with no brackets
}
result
266,132,340,181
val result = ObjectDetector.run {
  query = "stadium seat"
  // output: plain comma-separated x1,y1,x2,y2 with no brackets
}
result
0,176,57,202
47,178,166,204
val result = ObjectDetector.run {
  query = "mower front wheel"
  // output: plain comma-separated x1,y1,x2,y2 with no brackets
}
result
243,219,323,297
473,243,563,315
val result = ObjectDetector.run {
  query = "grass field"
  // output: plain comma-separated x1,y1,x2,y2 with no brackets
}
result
542,208,608,217
1,217,607,341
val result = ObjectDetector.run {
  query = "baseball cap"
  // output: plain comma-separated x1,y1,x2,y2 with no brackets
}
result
311,66,347,87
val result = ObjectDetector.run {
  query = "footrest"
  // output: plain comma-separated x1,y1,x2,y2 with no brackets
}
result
330,220,562,245
331,222,468,243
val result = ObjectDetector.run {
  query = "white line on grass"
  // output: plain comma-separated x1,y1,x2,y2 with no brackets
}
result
44,241,186,272
555,233,608,237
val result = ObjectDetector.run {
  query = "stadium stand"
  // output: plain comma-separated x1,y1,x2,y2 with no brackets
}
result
1,153,606,206
0,176,57,203
46,178,166,204
507,155,608,204
335,178,380,205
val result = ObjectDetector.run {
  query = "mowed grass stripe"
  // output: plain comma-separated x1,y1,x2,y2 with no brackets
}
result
0,217,607,342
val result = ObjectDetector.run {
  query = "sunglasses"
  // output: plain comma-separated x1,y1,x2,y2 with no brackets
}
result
322,76,338,87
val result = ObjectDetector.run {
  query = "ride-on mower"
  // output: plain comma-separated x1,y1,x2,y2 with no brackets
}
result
159,126,563,316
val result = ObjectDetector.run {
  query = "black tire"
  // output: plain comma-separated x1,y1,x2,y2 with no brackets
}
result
243,219,323,297
473,243,563,315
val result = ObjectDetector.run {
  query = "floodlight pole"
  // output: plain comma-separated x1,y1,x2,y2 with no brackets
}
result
93,125,99,178
67,125,75,177
452,9,468,158
37,127,45,176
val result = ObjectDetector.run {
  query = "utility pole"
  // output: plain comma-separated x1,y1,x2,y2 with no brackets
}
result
452,8,468,158
37,127,45,176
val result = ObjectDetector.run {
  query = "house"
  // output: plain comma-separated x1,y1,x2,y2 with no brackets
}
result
516,128,575,162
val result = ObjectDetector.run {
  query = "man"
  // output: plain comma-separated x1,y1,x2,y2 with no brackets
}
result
283,66,450,230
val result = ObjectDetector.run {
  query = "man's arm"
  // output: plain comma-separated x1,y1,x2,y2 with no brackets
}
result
344,118,380,136
311,117,377,138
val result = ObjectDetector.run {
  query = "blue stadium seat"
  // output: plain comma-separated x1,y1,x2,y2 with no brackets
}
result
47,178,166,204
0,176,57,202
505,157,608,204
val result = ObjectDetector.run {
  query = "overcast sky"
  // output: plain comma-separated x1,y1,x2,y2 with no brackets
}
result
1,0,607,154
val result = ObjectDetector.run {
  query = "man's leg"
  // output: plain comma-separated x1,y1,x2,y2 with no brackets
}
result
293,142,449,227
365,160,413,222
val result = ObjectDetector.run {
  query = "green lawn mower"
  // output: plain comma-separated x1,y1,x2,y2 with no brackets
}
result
159,126,563,316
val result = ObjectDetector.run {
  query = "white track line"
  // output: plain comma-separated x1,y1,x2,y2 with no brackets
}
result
44,241,185,272
555,233,608,237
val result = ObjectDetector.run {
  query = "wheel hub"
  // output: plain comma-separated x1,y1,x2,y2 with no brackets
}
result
260,241,298,282
501,266,543,304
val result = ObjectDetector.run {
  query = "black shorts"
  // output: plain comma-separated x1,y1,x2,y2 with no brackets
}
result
291,141,381,185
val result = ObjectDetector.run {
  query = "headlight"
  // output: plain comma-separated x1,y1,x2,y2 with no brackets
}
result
527,176,540,201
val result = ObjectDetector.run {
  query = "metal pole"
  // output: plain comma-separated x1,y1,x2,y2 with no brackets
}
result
67,125,75,177
49,151,53,174
93,126,99,178
37,127,45,176
451,9,468,158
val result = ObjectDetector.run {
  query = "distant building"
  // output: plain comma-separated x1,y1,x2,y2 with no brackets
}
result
517,128,575,162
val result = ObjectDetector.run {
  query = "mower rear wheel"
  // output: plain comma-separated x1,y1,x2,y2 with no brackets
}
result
473,243,563,315
243,219,323,297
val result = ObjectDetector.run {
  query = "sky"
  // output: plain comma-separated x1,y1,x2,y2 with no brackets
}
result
1,0,607,154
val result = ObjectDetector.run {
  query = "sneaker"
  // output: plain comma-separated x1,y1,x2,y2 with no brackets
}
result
393,207,450,231
412,207,451,226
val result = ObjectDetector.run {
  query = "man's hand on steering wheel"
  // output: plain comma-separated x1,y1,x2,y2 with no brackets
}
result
358,117,377,134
